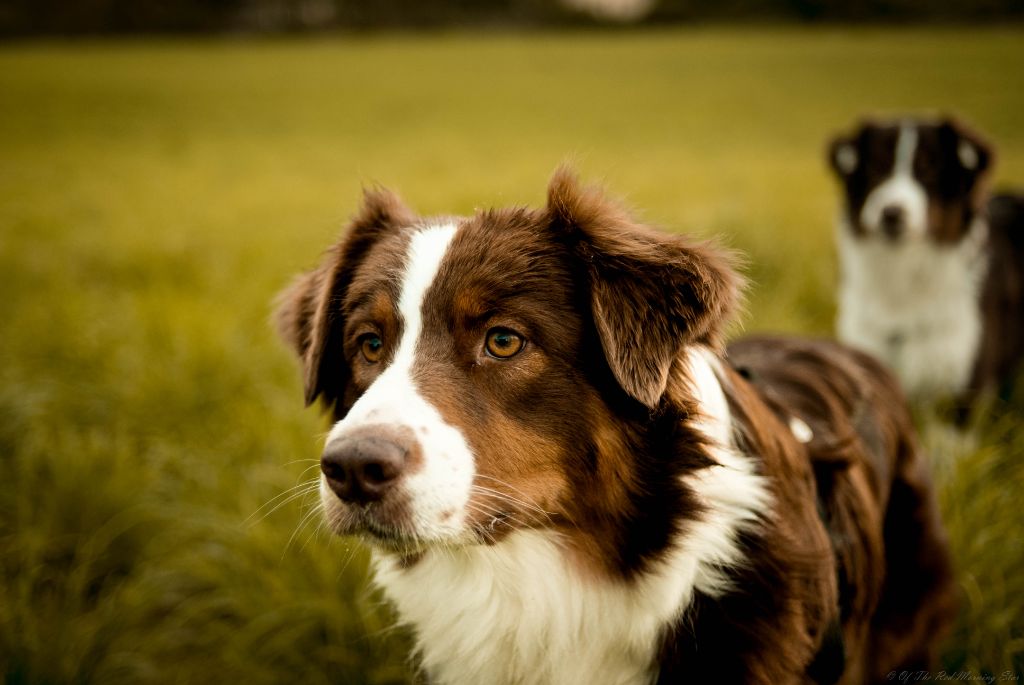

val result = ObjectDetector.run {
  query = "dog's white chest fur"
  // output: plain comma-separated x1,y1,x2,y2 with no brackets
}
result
374,531,664,685
836,221,989,399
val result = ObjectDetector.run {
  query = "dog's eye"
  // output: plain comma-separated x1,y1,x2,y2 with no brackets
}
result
360,334,384,363
485,328,525,359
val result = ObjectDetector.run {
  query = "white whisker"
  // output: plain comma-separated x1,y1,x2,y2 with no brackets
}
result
245,480,320,526
470,482,554,520
283,500,323,559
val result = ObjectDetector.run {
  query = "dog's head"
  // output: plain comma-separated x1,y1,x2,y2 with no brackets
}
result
827,116,994,243
276,169,739,561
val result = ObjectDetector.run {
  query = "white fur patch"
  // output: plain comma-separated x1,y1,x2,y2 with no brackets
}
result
860,122,928,238
373,347,771,685
322,223,478,542
836,218,989,399
376,531,665,685
680,348,774,598
789,416,813,444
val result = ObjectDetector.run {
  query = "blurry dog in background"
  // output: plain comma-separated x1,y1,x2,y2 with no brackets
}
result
827,116,1024,421
277,169,955,684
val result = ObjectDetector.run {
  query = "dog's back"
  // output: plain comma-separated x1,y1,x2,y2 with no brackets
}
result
728,337,957,682
977,192,1024,403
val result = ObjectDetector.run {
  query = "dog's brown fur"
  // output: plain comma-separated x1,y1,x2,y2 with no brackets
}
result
729,337,957,682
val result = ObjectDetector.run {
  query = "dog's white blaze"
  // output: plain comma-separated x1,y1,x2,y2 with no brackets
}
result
374,346,771,685
860,122,928,238
837,218,989,399
323,222,476,540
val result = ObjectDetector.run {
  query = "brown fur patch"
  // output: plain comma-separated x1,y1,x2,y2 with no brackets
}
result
966,191,1024,411
727,337,956,681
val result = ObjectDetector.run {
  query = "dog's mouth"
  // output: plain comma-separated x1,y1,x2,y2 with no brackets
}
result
326,499,524,554
323,505,427,555
358,517,427,554
365,510,522,549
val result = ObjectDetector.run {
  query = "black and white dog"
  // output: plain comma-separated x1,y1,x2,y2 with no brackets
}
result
828,116,1024,415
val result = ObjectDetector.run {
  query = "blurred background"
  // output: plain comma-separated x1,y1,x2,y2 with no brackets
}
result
1,1,1022,683
2,0,1024,34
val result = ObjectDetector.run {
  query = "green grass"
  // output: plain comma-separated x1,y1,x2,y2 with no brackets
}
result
1,27,1023,683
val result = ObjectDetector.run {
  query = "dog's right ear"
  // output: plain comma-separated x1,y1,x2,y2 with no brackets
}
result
827,119,884,179
274,187,415,413
827,133,859,178
827,124,867,180
545,168,742,410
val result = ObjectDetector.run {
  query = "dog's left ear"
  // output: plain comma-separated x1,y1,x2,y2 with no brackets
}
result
939,117,995,201
275,267,326,366
275,186,416,413
545,168,742,409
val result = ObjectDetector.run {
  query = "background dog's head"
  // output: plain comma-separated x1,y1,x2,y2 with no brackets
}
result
275,169,740,561
827,116,994,242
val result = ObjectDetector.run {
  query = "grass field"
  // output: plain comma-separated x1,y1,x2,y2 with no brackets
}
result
2,27,1023,683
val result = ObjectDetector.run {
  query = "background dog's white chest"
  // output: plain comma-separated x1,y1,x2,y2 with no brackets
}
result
836,224,988,399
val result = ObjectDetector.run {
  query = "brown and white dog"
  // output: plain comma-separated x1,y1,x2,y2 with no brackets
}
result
276,170,955,684
828,116,1024,415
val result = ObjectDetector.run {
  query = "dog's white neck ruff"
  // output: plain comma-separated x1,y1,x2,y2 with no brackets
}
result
836,217,990,399
373,348,771,685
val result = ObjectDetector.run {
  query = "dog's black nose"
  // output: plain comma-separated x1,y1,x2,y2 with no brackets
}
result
880,205,905,237
321,436,408,505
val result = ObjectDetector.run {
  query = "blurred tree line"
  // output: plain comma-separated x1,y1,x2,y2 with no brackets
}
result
1,0,1021,36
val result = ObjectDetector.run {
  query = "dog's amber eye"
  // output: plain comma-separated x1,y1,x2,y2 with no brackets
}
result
360,334,384,363
485,328,525,359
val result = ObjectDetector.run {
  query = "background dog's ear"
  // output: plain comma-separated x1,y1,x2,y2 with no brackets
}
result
827,133,860,178
938,116,995,203
827,119,881,179
274,187,415,412
545,167,742,409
